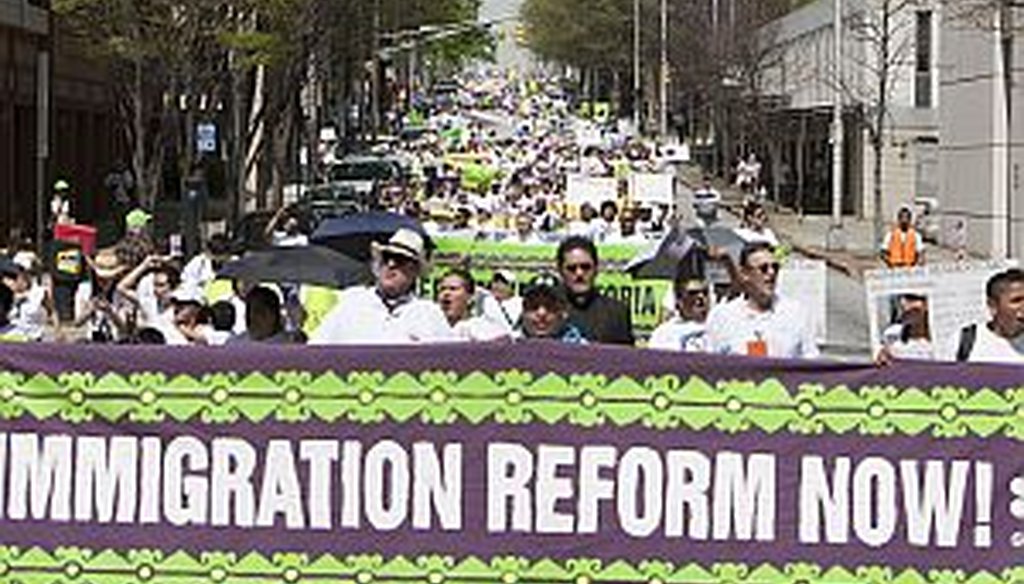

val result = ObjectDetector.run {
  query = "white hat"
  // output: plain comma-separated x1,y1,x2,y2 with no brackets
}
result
371,228,428,266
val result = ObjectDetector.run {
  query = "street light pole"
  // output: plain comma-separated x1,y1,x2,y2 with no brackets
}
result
633,0,642,135
659,0,669,138
828,0,845,249
371,0,381,139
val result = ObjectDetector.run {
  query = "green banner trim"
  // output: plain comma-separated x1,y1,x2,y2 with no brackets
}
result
0,371,1021,440
432,238,648,266
0,547,1017,584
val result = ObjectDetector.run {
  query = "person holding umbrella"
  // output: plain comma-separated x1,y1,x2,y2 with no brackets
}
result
310,228,454,345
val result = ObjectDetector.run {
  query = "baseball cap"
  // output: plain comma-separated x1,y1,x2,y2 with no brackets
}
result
522,272,565,305
125,208,153,230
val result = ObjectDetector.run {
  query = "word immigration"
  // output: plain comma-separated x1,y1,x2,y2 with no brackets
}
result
0,432,1005,549
0,343,1019,584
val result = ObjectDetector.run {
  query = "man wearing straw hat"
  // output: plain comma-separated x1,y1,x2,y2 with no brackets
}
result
310,228,454,345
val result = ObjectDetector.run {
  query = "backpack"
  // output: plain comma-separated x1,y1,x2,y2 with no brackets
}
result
956,324,978,362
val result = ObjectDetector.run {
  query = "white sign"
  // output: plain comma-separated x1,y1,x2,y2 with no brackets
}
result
566,174,618,207
864,260,1017,360
629,173,675,206
778,259,828,344
196,123,218,153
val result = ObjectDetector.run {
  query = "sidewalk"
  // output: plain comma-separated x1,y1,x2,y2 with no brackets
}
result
676,164,959,279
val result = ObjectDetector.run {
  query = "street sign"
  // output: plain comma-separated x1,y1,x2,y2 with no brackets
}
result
196,123,217,154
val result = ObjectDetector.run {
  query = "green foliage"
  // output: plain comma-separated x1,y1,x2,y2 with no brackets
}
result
521,0,632,70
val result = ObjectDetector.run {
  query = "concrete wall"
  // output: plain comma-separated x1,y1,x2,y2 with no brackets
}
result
938,3,1024,258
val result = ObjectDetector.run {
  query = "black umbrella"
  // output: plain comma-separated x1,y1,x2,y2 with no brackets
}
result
217,245,370,289
627,225,747,280
311,211,432,262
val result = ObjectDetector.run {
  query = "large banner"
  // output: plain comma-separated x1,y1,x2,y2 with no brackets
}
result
0,344,1020,584
429,238,670,336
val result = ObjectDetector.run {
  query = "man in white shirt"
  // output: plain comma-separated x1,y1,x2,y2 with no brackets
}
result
649,277,710,352
705,242,819,359
481,270,523,329
311,228,455,345
437,269,511,342
952,269,1024,364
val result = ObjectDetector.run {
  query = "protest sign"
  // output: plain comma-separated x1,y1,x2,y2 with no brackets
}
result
429,237,670,336
629,173,675,206
0,343,1019,584
864,260,1017,359
566,174,619,207
778,259,828,343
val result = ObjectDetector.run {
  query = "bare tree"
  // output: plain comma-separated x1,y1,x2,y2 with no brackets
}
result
838,0,923,246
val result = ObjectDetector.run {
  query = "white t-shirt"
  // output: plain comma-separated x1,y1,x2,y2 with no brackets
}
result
310,286,455,345
648,318,708,352
74,282,132,342
182,254,217,292
453,316,511,342
10,285,48,341
963,323,1024,364
481,293,522,329
705,295,820,359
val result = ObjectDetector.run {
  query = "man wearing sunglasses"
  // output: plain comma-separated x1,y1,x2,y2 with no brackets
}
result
648,275,711,353
556,236,634,345
705,242,819,359
310,228,454,345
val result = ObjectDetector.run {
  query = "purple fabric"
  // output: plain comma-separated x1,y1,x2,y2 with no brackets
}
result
1,342,1022,391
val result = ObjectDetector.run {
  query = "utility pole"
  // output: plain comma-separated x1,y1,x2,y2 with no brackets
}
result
371,0,381,140
35,10,52,251
633,0,642,135
1000,0,1015,258
659,0,669,138
828,0,845,250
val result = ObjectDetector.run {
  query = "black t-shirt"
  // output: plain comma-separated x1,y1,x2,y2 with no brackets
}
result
566,291,634,346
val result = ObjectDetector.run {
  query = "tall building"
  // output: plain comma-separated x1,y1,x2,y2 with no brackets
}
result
757,0,940,222
0,0,121,244
939,1,1024,258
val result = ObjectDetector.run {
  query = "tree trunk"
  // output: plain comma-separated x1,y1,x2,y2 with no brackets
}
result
132,57,146,208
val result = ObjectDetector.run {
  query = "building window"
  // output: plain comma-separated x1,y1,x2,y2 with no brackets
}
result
915,10,933,108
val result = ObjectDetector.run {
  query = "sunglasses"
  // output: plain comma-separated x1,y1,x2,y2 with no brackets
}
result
563,262,595,273
383,252,416,267
752,262,781,275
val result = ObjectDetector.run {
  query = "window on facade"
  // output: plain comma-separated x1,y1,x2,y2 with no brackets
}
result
915,10,933,108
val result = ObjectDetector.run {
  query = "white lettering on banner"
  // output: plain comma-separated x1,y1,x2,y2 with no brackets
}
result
412,443,463,530
0,433,1001,549
7,433,72,521
799,456,851,544
364,440,410,530
798,456,978,548
256,440,305,529
900,460,969,547
301,440,339,530
163,436,209,526
712,453,776,542
74,436,138,523
577,446,617,533
211,438,256,527
487,443,534,532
